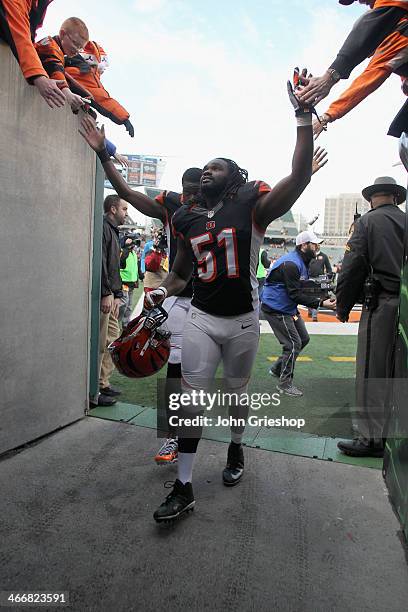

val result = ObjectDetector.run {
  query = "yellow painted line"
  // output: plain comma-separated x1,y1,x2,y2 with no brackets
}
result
268,356,356,363
267,356,313,362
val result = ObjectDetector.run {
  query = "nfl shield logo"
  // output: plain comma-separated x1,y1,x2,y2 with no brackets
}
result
206,221,216,230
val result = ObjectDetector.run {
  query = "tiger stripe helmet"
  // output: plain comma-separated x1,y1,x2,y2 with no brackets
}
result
109,306,171,378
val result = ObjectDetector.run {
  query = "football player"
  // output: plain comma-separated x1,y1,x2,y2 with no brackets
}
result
143,77,316,523
79,113,200,465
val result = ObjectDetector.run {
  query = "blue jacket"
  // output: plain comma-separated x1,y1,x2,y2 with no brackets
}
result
261,250,309,315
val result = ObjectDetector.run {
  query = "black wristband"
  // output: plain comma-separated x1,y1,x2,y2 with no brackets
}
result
97,148,111,164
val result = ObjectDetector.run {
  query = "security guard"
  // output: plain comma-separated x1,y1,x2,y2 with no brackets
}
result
336,176,406,457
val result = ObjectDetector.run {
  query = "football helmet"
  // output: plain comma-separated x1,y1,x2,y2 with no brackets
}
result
108,306,171,378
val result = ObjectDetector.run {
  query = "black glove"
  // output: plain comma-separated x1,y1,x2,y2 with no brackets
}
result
287,68,312,116
87,107,98,120
287,67,321,123
124,119,134,138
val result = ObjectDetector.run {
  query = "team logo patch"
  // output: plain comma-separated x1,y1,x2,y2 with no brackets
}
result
206,221,216,230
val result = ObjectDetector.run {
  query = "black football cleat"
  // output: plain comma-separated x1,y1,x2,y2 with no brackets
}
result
153,479,195,523
337,438,384,458
99,385,122,397
223,442,244,487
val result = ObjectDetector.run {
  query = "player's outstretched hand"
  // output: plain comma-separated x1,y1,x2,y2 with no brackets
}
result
287,67,313,115
143,287,168,310
79,115,106,152
312,146,328,175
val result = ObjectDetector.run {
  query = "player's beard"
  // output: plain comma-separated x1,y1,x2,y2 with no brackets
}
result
201,180,226,198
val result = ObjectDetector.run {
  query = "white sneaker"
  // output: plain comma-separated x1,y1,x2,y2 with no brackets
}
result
154,438,178,464
276,383,303,397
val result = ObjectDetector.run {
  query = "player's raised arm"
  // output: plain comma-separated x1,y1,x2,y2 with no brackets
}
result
79,115,165,221
254,73,314,230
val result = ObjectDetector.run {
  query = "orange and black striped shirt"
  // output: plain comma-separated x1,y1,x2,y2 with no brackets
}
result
35,34,67,86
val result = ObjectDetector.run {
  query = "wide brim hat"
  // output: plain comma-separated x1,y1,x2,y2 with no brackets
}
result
362,176,406,205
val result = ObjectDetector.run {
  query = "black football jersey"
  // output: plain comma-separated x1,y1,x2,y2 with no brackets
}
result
155,191,193,298
172,181,271,316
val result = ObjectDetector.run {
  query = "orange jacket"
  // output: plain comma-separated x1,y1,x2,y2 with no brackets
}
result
0,0,53,81
374,1,408,8
34,35,68,87
326,28,408,121
65,41,130,124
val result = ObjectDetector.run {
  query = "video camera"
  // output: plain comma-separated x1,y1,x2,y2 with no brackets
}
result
154,229,168,252
300,273,335,300
121,231,141,248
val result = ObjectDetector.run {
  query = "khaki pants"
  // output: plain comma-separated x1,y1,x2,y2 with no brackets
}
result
99,310,120,389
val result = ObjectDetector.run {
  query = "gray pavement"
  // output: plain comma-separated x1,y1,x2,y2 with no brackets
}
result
0,418,407,612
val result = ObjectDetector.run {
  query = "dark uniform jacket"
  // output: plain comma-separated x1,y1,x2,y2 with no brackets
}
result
101,216,123,299
336,203,405,319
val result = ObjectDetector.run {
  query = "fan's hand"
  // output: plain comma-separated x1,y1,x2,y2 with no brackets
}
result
313,113,330,140
124,119,135,138
312,146,328,175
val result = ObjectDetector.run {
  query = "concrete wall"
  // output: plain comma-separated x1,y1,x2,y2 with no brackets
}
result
0,43,96,453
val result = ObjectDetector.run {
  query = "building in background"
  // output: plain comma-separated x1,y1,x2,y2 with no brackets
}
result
264,210,298,245
104,154,166,227
293,211,309,232
323,193,369,237
104,154,166,190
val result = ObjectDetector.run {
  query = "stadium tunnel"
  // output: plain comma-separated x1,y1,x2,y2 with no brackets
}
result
1,41,407,609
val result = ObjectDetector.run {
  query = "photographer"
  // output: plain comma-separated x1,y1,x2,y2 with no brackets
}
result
119,232,140,328
144,229,168,292
261,231,336,397
307,244,332,321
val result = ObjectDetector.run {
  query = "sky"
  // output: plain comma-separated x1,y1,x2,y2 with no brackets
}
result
41,0,407,230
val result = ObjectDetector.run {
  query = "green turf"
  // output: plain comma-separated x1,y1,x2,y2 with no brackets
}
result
109,334,358,439
111,334,357,404
94,333,383,469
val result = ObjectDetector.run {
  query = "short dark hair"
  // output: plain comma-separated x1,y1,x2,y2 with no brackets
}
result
104,194,121,214
182,167,202,184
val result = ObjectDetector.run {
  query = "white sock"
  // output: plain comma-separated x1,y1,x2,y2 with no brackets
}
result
178,452,196,484
231,432,243,445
